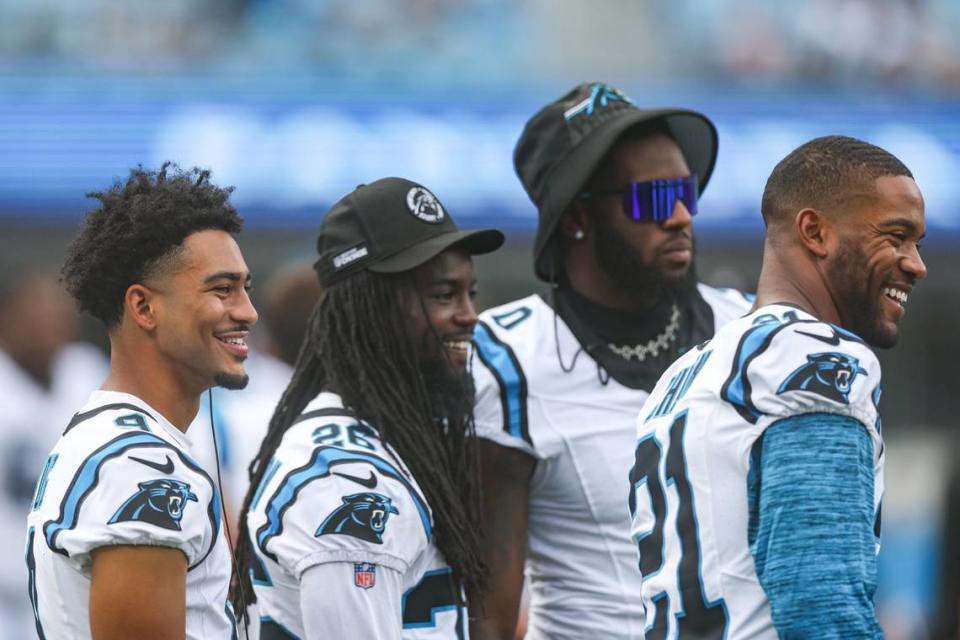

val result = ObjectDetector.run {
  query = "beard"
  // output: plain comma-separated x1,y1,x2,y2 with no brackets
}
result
416,337,476,430
592,213,698,303
214,371,250,390
827,243,897,349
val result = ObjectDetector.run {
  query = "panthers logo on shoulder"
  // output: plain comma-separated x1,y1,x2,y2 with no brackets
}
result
108,479,198,531
316,492,399,544
778,352,868,404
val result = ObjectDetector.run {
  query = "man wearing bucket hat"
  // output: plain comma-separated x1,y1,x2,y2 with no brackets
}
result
468,83,752,639
234,177,503,639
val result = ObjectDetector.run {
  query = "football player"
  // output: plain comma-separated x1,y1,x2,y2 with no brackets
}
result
468,82,752,639
234,178,503,639
26,164,257,639
630,136,926,637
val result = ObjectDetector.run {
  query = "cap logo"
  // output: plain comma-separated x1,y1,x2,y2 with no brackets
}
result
405,187,445,224
333,244,369,270
564,83,633,121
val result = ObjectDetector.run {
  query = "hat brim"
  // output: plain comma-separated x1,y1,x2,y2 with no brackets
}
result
533,108,718,281
368,228,505,274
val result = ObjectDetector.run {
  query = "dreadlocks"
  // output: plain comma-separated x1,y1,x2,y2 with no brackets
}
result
233,269,486,617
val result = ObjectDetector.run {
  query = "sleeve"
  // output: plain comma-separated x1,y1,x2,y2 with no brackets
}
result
724,320,882,430
300,561,403,640
471,320,537,457
49,443,216,572
254,445,431,580
750,413,883,638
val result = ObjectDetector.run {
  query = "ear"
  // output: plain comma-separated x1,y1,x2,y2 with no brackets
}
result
557,201,592,241
124,284,158,331
795,208,832,259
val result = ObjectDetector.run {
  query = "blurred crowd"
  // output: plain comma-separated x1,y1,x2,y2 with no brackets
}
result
1,0,959,93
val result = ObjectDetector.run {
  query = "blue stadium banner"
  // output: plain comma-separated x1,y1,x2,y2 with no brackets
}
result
1,89,958,237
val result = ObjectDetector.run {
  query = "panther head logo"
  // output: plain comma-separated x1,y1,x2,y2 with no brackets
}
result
315,492,399,544
108,479,199,531
778,352,868,404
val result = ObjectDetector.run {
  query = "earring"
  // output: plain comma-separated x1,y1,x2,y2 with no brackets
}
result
574,229,585,240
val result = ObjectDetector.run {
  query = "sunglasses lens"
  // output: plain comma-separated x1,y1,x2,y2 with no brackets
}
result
623,175,698,221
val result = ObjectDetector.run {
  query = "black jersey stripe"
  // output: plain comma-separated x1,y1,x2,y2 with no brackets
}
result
292,407,358,425
63,403,157,435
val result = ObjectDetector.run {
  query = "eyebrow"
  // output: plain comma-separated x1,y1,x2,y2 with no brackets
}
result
425,277,478,287
203,271,252,284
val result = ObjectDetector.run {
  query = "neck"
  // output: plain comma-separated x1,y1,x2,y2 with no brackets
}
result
103,337,202,432
754,240,841,324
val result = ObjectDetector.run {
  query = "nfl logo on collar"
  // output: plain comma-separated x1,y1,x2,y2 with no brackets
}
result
354,562,376,589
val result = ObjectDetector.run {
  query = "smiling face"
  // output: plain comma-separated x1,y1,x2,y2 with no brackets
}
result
406,248,479,373
826,175,927,348
584,132,697,302
150,229,258,392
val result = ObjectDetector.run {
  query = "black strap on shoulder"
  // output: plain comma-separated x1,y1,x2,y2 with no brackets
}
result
63,403,157,435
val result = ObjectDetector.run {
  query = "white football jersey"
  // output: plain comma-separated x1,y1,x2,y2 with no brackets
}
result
630,304,884,638
247,392,468,639
471,286,752,639
26,390,238,639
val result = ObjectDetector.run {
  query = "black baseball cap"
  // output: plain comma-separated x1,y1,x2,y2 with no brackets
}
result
515,81,719,282
315,177,504,287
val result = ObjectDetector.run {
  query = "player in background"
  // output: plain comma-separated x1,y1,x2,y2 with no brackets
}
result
26,164,257,639
468,82,752,639
189,262,322,530
234,177,503,639
0,269,107,640
629,136,927,638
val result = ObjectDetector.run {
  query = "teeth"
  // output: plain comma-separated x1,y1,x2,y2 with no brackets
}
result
882,287,908,304
444,340,471,351
219,336,246,346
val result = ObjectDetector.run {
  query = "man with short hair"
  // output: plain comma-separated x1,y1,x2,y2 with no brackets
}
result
630,135,926,637
468,82,752,639
27,164,257,639
234,177,503,639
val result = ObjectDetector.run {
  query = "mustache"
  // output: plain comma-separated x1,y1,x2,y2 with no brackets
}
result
657,232,694,254
219,323,252,333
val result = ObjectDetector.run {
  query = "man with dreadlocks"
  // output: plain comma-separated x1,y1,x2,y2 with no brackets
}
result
236,177,503,639
27,163,257,639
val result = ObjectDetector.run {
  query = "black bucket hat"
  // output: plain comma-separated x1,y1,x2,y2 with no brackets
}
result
514,82,718,282
315,177,504,287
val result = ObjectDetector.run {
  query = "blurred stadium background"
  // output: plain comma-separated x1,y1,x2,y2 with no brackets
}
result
1,0,959,637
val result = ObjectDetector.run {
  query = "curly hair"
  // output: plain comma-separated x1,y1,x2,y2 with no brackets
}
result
61,163,243,327
232,269,486,618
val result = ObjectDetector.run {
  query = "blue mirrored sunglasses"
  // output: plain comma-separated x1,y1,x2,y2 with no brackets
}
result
579,174,698,222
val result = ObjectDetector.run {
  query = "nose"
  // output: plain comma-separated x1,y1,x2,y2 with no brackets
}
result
663,199,693,230
902,243,928,281
455,294,479,329
234,287,259,326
